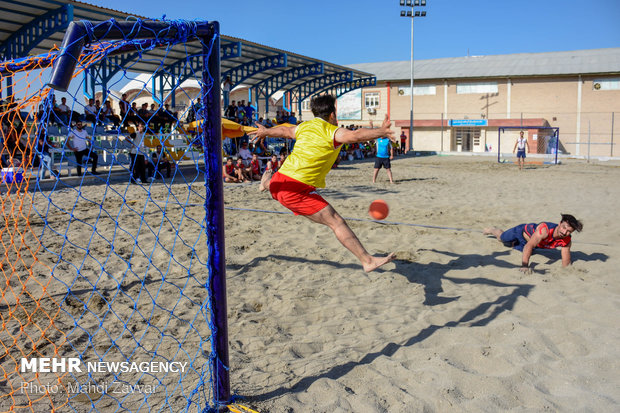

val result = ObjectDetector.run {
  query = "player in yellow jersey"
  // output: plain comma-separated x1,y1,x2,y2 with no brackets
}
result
249,94,396,272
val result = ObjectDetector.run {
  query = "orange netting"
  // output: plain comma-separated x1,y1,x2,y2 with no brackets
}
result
0,44,111,412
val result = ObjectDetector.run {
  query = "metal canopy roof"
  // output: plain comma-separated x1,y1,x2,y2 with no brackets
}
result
347,48,620,82
0,0,375,101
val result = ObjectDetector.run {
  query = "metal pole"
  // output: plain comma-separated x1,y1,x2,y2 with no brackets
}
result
440,112,443,151
409,7,414,153
611,112,615,157
587,119,591,162
554,129,559,165
498,128,502,163
202,23,230,409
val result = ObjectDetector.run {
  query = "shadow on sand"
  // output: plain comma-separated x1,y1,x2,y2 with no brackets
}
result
234,250,536,402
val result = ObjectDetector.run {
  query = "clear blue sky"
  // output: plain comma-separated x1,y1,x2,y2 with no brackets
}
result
87,0,620,65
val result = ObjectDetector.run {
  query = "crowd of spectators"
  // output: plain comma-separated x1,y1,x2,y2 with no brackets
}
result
41,93,179,134
3,93,403,184
220,123,403,184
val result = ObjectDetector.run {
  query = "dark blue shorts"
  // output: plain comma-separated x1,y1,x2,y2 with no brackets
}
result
374,157,391,169
500,224,528,251
517,149,526,159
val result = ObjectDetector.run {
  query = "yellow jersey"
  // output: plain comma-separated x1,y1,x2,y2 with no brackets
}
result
278,117,341,188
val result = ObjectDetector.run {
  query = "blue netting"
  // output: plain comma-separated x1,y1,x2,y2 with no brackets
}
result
0,18,225,412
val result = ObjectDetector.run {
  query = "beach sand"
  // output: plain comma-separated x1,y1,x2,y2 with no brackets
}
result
221,155,619,412
9,155,619,412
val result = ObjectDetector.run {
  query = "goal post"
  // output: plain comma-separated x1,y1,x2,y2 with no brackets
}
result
0,18,230,412
497,126,560,165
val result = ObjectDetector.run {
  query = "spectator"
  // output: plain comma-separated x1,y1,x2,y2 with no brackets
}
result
238,141,252,165
159,103,177,131
400,131,407,154
261,117,273,128
67,120,98,175
223,156,241,183
237,100,246,122
36,134,56,180
222,76,232,108
148,144,172,179
276,110,286,124
249,153,262,181
128,123,148,183
225,100,237,120
288,111,297,125
138,103,150,127
119,93,130,120
236,157,250,181
57,97,70,125
245,102,255,123
252,136,268,157
103,101,120,128
94,99,102,120
124,101,140,129
265,154,279,174
194,97,203,117
84,98,97,124
50,97,62,126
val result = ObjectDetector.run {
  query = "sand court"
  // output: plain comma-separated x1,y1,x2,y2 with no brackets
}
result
7,154,617,412
219,155,619,412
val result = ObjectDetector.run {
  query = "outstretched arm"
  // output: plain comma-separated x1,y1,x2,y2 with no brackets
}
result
248,123,296,143
335,114,395,144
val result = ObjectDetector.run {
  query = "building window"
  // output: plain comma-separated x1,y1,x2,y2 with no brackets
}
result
398,85,436,96
365,92,380,108
456,82,498,94
593,78,620,90
301,99,310,111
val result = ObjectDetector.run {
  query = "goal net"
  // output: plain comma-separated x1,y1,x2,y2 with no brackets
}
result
497,126,560,165
0,18,229,412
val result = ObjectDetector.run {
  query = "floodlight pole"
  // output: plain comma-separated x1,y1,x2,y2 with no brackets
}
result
399,0,427,153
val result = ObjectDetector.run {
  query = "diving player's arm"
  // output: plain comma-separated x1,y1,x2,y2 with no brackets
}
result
560,243,572,267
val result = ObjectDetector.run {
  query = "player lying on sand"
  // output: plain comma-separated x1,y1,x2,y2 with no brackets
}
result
484,214,583,272
249,94,396,272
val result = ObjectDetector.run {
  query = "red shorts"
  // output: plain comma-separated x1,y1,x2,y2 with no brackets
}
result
269,172,328,216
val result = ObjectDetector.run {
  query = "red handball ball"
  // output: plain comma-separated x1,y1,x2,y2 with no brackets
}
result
369,199,389,220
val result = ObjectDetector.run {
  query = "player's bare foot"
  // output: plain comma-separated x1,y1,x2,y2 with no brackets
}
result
363,252,395,272
259,169,272,192
483,227,503,241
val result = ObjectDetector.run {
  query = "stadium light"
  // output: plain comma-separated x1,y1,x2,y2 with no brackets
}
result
399,0,427,153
